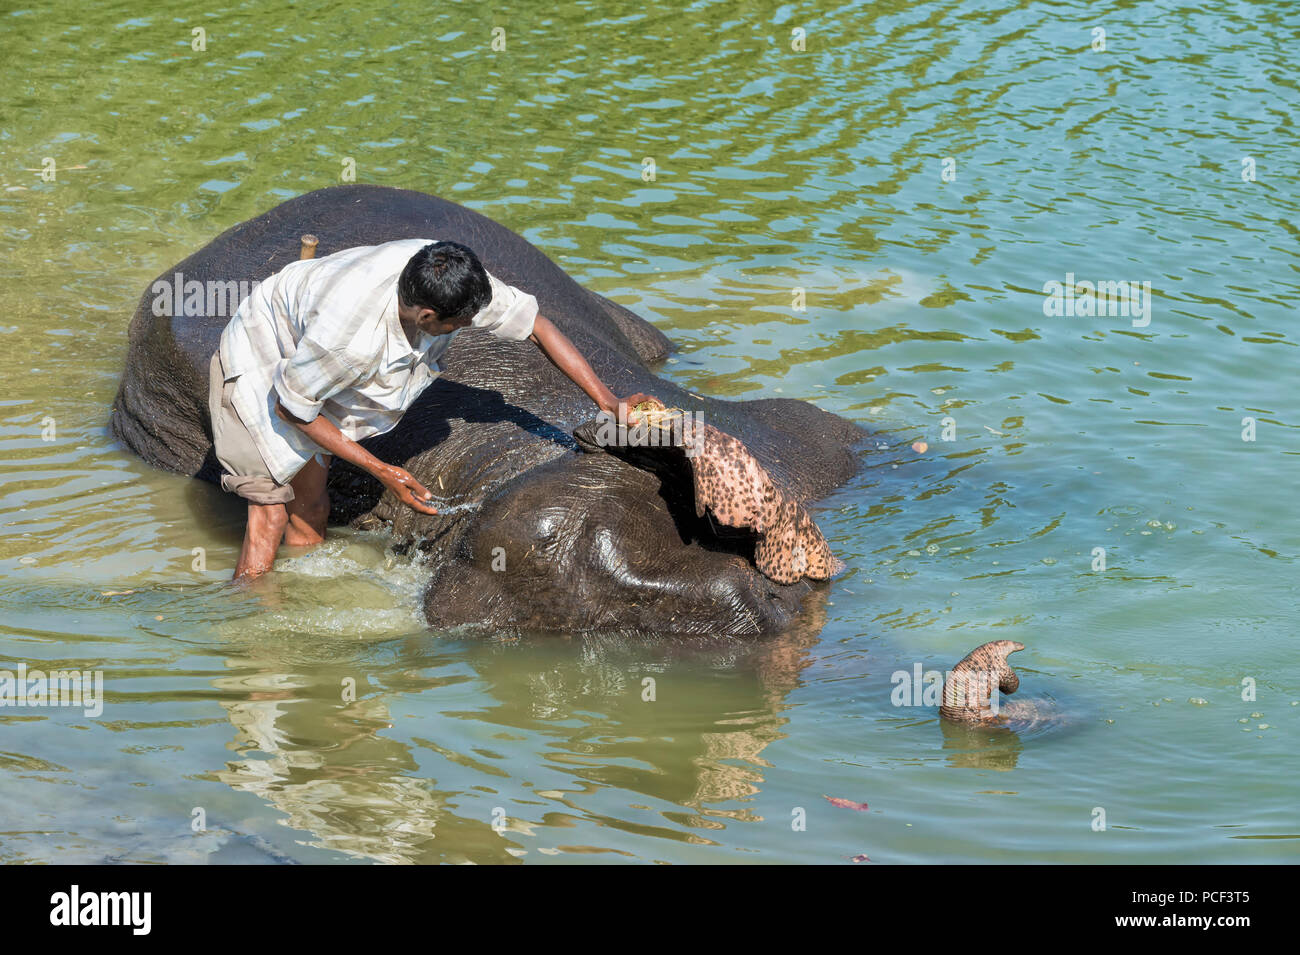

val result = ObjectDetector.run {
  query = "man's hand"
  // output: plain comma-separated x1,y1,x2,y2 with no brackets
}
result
375,464,438,515
276,401,438,515
601,393,662,423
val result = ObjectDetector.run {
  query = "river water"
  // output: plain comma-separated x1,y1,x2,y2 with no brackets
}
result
1,0,1296,863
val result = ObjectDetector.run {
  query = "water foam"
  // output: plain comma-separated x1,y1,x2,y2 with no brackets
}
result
257,532,434,639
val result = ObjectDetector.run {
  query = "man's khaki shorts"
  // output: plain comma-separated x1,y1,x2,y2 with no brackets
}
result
208,352,302,505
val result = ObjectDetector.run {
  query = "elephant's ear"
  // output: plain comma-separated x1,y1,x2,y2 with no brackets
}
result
571,415,843,585
687,425,842,584
685,427,772,527
755,500,846,583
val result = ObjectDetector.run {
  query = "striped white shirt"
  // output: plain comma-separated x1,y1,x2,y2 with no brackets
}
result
217,238,538,484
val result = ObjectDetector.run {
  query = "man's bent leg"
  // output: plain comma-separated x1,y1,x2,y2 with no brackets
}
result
285,454,331,547
209,351,297,578
236,501,289,579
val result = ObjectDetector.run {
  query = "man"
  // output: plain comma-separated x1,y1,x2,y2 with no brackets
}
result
209,238,654,579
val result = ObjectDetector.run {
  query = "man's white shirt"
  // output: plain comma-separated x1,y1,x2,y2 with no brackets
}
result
217,238,538,484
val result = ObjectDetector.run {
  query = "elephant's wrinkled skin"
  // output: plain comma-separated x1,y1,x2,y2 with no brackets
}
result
112,185,867,634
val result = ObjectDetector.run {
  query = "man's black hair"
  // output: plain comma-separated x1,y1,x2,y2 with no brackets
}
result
397,241,492,321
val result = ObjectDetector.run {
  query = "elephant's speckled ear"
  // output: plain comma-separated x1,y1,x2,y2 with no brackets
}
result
568,414,843,586
754,500,845,582
688,428,770,526
688,423,841,585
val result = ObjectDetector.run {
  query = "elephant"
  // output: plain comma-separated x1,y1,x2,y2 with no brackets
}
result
111,184,867,635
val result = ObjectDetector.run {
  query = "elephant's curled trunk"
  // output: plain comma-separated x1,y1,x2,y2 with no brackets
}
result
940,640,1025,723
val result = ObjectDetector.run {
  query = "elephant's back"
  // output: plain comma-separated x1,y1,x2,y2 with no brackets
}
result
165,185,570,373
110,185,651,477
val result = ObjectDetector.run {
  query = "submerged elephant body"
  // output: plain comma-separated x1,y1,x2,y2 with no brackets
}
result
112,185,866,634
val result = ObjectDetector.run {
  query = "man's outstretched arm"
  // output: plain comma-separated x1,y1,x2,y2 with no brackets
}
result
528,315,657,418
274,404,438,515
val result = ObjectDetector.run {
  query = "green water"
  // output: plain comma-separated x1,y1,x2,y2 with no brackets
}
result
1,0,1296,863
